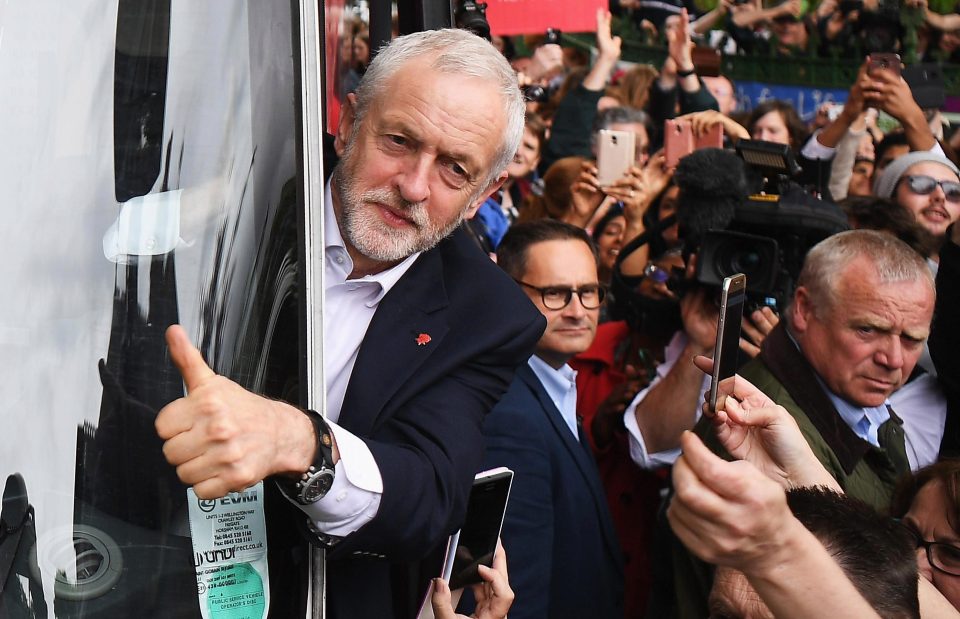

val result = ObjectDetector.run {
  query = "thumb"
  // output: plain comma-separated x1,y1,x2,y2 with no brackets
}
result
679,430,745,498
166,324,216,392
692,354,713,376
430,578,458,619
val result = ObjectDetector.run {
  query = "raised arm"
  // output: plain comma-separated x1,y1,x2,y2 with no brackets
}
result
669,432,881,619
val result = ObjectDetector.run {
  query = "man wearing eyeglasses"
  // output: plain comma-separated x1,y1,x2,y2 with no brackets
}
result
472,219,624,619
874,151,960,264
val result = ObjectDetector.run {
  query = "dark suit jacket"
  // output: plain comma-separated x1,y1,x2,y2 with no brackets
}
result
479,363,624,619
263,137,544,619
316,225,545,618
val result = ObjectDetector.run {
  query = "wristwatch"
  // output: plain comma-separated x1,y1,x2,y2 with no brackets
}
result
279,409,336,505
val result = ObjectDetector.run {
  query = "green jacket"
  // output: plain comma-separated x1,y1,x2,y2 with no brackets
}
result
739,353,909,510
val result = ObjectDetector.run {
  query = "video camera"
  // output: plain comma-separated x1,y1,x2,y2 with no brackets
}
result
692,141,849,311
611,144,849,331
455,0,491,40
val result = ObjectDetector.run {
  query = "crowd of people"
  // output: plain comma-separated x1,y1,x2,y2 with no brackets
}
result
608,0,960,61
156,7,960,619
443,7,960,618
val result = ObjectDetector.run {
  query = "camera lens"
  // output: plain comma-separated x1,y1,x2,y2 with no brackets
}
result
716,244,766,281
522,85,547,102
729,249,761,274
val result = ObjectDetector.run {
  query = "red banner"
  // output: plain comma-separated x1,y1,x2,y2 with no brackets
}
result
485,0,606,36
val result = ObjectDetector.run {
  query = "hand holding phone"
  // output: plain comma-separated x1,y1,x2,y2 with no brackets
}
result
709,274,747,414
665,118,723,168
444,468,514,590
417,468,514,619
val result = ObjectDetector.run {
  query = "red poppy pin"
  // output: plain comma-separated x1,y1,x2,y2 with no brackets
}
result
416,333,432,346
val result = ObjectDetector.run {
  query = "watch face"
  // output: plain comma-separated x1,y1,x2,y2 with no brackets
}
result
300,469,335,503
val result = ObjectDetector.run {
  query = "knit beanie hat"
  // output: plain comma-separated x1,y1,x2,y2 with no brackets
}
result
873,151,959,198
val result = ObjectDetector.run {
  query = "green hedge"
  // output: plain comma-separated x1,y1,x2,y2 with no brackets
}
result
557,25,960,95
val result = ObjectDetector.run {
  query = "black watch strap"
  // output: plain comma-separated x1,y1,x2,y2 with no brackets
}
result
305,409,335,469
676,66,696,77
277,409,336,505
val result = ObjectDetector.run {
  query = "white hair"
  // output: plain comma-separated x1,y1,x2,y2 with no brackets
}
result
793,229,934,321
352,29,525,189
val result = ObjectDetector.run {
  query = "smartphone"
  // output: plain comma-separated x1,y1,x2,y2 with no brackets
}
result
691,46,721,77
664,119,694,169
868,53,901,77
664,119,723,168
444,468,514,590
596,129,635,186
904,63,945,110
708,274,747,414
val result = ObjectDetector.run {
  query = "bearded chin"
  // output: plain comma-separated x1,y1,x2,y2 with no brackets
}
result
332,161,467,263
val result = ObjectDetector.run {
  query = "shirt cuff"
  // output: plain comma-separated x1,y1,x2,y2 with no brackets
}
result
290,422,383,537
623,396,682,469
803,131,836,160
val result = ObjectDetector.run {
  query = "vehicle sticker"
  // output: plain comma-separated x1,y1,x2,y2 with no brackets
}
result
187,483,269,619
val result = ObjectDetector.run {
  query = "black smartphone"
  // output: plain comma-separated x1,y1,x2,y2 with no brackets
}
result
444,468,514,590
904,63,945,110
709,274,747,414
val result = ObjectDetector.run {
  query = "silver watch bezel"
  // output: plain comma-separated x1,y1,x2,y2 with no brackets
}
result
296,465,335,504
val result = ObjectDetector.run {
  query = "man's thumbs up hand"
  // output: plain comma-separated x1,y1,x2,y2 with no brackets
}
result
166,324,216,393
156,325,315,499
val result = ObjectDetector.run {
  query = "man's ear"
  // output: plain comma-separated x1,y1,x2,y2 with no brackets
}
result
334,93,357,157
464,172,508,220
791,286,813,335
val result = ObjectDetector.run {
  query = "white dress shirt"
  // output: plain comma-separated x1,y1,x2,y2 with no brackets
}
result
890,373,947,471
293,181,421,536
527,355,580,441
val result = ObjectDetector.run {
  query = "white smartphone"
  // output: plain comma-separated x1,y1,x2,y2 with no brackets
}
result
708,274,747,414
596,129,635,187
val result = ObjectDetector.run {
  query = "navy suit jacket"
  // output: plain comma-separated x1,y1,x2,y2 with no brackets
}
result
317,225,546,619
263,138,544,619
479,363,624,619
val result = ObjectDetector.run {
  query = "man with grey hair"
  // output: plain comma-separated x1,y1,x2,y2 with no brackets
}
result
717,229,935,509
674,229,935,618
155,28,545,618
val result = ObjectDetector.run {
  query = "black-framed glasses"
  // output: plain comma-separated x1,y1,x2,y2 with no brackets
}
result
901,175,960,203
515,280,606,310
901,522,960,576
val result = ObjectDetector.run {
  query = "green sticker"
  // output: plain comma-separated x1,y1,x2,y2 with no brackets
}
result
204,563,266,619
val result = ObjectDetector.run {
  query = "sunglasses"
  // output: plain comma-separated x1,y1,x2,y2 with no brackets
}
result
901,174,960,202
